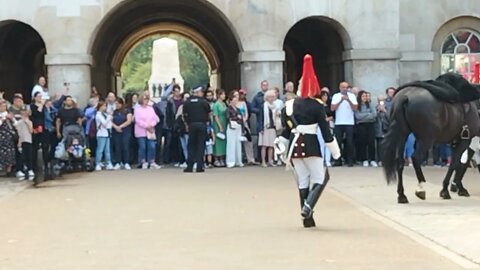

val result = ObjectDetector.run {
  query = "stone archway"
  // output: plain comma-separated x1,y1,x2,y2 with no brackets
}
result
0,20,46,101
283,17,352,91
89,0,242,96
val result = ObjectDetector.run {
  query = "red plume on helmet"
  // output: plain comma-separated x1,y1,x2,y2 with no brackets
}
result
298,54,321,98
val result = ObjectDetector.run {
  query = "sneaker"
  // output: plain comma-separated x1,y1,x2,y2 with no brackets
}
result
150,163,161,170
99,162,105,168
326,162,332,167
16,171,25,181
174,163,180,168
213,160,221,167
180,162,188,168
237,163,245,168
27,170,35,181
106,163,114,170
124,164,131,170
370,161,378,168
363,161,369,167
95,165,102,171
142,162,149,169
113,163,122,170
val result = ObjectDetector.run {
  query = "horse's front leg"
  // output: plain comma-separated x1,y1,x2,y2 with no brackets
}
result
443,140,471,199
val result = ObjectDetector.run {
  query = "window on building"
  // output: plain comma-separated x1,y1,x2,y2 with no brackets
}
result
441,30,480,79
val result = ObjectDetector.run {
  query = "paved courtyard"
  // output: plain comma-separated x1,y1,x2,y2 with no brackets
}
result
0,166,479,270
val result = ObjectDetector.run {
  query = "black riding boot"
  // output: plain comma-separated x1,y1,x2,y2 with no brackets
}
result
301,170,330,219
299,188,315,228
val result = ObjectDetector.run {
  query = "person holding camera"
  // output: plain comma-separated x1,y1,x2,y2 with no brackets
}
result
375,95,389,166
331,82,358,167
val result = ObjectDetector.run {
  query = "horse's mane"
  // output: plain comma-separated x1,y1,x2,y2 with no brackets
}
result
396,73,480,103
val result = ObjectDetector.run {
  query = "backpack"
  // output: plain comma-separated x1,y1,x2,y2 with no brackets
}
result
88,118,97,138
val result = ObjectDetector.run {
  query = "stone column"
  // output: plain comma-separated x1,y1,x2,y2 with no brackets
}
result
45,54,92,107
209,69,219,91
343,49,401,98
239,50,285,94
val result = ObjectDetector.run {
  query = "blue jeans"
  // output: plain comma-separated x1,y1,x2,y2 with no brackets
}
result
113,132,131,164
180,134,189,161
137,137,156,164
404,133,415,158
96,136,112,165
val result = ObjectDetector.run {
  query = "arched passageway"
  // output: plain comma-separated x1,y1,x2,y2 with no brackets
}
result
90,0,242,95
0,20,46,101
283,17,351,91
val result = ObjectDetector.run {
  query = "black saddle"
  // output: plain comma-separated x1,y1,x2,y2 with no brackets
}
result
396,73,480,103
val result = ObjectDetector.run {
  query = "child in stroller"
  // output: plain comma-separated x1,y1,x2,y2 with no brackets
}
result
54,124,93,173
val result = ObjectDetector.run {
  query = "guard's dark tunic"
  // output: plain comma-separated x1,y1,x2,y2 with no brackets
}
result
282,98,334,159
183,96,211,171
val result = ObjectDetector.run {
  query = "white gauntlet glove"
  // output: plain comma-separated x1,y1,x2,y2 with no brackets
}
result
326,137,341,160
274,136,289,156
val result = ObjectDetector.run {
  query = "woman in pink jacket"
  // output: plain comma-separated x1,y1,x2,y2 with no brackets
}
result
134,94,160,169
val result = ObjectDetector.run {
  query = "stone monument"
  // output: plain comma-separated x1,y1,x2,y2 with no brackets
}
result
149,37,184,100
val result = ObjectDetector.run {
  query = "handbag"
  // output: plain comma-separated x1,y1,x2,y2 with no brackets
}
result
243,125,252,142
147,129,156,140
33,125,44,134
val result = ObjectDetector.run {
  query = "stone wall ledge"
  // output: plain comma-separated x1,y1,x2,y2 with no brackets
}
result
239,51,285,63
343,49,401,61
400,51,435,62
45,54,93,65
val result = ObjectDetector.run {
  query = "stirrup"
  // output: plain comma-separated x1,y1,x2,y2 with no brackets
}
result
461,125,470,140
301,202,313,218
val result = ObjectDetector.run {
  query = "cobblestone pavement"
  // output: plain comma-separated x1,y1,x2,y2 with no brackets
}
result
0,167,478,270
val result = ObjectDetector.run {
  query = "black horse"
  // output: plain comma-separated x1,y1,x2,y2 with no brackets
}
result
382,73,480,203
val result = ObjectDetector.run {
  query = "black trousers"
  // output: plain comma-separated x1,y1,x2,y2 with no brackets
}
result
18,142,33,172
376,138,384,162
355,123,376,162
334,125,354,164
187,122,206,170
32,132,50,173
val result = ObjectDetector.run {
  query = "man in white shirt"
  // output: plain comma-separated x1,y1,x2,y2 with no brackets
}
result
31,76,50,101
106,92,117,114
331,81,358,167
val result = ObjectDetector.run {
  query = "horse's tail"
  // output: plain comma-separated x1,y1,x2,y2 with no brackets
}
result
382,94,409,184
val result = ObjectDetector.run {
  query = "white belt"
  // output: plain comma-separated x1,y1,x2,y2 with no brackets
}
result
286,124,319,164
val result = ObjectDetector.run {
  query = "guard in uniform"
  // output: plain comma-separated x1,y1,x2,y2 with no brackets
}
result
275,54,341,228
182,86,211,173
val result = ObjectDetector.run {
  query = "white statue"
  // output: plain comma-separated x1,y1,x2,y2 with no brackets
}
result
148,37,185,100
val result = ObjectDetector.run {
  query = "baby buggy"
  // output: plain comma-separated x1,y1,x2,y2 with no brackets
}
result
53,124,94,176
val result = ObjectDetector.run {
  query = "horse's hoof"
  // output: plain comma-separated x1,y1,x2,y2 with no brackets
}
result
398,195,409,204
415,190,426,200
450,184,458,193
440,190,451,200
458,189,470,197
